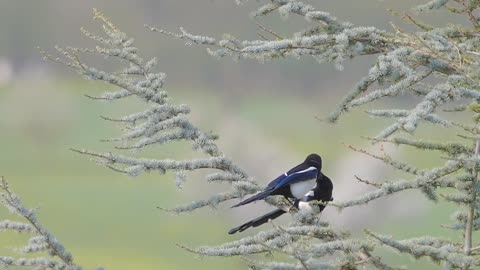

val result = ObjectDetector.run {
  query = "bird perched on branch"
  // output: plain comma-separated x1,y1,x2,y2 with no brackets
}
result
229,153,333,234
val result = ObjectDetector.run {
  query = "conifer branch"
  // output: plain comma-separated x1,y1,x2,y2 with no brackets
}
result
345,144,426,175
366,230,478,269
335,160,463,209
43,10,265,214
365,136,472,156
0,177,85,270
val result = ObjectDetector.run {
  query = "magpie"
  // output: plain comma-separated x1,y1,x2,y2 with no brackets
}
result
228,171,333,234
232,154,326,208
228,153,333,234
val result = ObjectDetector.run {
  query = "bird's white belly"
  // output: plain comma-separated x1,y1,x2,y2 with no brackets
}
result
298,201,321,214
290,179,316,199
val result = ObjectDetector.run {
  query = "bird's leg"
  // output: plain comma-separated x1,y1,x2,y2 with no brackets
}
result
286,198,294,206
288,206,299,214
278,196,293,206
276,197,295,212
282,197,300,213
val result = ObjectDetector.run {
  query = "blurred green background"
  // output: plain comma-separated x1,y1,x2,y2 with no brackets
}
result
0,1,473,269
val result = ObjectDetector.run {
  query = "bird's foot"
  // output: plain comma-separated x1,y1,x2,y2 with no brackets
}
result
288,206,299,214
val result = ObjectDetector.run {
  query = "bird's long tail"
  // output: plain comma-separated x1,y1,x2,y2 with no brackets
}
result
231,190,273,208
228,208,286,234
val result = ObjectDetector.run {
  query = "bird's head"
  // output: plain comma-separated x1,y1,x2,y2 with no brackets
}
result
305,153,322,170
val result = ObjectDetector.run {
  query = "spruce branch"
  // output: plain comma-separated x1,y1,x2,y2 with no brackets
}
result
366,230,478,269
43,9,266,213
335,160,463,209
0,177,83,270
154,0,480,131
366,109,477,133
345,143,426,175
364,136,473,156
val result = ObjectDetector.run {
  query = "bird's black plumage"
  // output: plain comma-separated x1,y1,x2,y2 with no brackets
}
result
232,154,322,208
228,154,333,234
228,208,285,234
228,173,333,234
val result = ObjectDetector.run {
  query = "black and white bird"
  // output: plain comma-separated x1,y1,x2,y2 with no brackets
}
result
229,153,333,234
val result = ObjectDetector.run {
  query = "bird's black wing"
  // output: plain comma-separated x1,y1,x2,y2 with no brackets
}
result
230,188,275,208
273,166,317,189
228,208,286,234
230,173,286,208
231,167,318,208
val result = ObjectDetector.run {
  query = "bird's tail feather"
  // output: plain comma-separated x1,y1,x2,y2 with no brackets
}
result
231,190,272,208
228,209,286,234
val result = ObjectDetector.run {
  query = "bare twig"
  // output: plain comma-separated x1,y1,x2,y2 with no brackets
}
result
354,175,382,188
255,21,284,40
